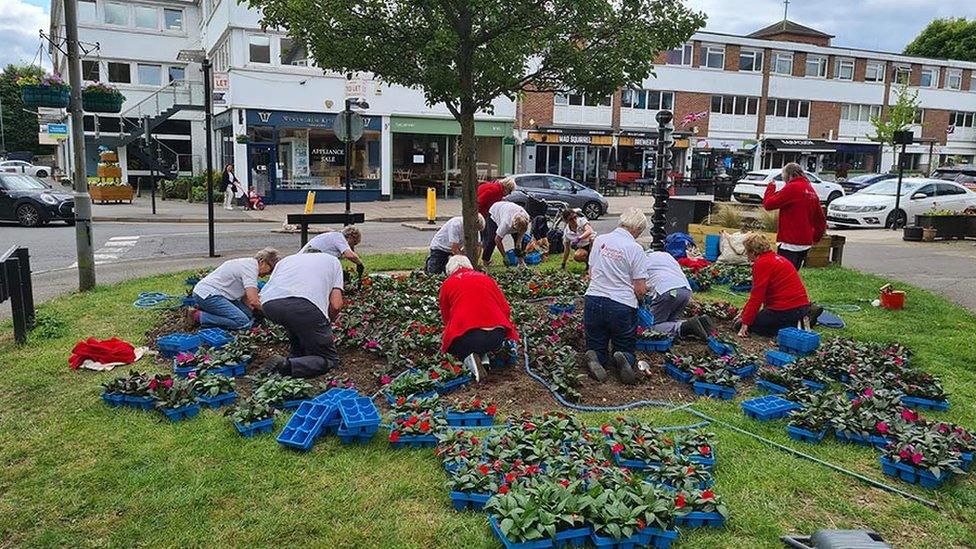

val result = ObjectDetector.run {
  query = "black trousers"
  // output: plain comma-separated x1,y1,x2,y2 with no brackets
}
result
425,249,452,275
749,305,810,337
777,246,808,270
447,327,507,361
262,297,339,378
481,217,498,263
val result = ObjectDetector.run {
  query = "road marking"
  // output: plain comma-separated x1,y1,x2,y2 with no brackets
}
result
70,236,140,268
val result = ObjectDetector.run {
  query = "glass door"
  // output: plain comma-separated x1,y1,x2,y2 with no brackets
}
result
573,146,586,182
248,143,277,202
560,146,574,179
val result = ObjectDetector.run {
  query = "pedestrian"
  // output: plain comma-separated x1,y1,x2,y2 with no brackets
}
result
762,162,827,270
301,227,365,278
735,233,822,338
560,208,595,270
643,250,712,339
425,214,485,275
439,255,519,380
186,247,280,330
486,201,532,267
582,208,649,385
258,253,344,378
221,163,243,211
477,177,516,264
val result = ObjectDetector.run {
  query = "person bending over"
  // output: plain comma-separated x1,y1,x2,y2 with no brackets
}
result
643,250,712,340
561,208,595,270
301,227,365,278
425,214,485,275
187,247,279,331
486,201,533,267
478,177,516,263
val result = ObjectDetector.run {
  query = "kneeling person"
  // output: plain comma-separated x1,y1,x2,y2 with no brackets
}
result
643,250,712,340
188,248,279,330
425,214,484,275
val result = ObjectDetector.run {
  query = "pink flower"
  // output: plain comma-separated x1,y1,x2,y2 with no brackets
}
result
347,328,358,338
875,421,889,434
938,423,949,434
365,340,379,349
911,452,923,465
547,334,560,344
901,408,918,422
162,378,174,389
611,443,624,454
693,367,705,376
187,371,197,379
863,387,874,398
380,375,392,385
148,379,158,390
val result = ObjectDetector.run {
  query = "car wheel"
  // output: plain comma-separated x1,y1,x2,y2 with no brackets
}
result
885,209,907,229
35,170,48,178
582,201,602,220
826,192,842,204
16,204,41,227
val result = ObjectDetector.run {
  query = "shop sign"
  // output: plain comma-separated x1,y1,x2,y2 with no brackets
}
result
312,146,345,165
247,109,380,130
213,72,229,91
46,123,68,140
633,137,656,147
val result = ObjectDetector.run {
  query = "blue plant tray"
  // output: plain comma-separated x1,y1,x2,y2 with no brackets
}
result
338,397,381,429
637,308,655,329
449,490,493,511
836,430,890,449
756,379,789,394
181,296,195,308
730,363,758,378
235,417,274,437
639,527,679,549
675,511,725,528
312,387,359,405
554,525,591,548
707,337,734,356
549,303,576,315
336,423,378,444
101,392,125,407
787,425,828,443
692,381,736,400
777,327,820,355
173,364,199,378
124,395,156,410
901,395,950,411
157,333,200,358
663,363,692,384
765,350,796,367
390,432,438,449
961,453,973,472
197,391,238,409
276,401,332,451
505,250,543,266
488,515,554,549
729,283,752,292
160,403,200,422
689,279,707,293
610,450,661,471
385,390,438,406
207,363,247,378
801,379,827,391
880,456,953,489
490,340,520,367
446,410,495,427
684,452,717,469
197,327,234,349
741,395,800,421
635,338,674,352
435,375,473,395
590,530,643,548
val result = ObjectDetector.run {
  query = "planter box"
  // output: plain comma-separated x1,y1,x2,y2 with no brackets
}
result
235,417,274,437
688,223,840,268
880,456,954,489
961,453,973,472
390,432,439,449
124,395,155,410
160,403,200,422
663,363,692,384
197,328,234,348
312,387,359,405
21,85,70,108
777,328,820,355
505,250,543,266
435,375,473,395
82,92,124,113
99,151,119,162
692,381,736,400
707,337,735,356
901,395,949,412
445,410,495,427
281,399,307,410
449,490,493,511
683,451,716,469
756,379,790,394
549,304,576,315
674,511,725,528
197,391,237,409
688,279,709,293
741,395,799,421
730,363,758,378
488,515,554,549
101,391,125,407
787,425,828,443
639,527,679,549
635,337,674,352
90,184,133,203
590,530,643,549
207,363,247,378
610,451,661,471
913,214,973,239
95,165,123,179
836,430,890,449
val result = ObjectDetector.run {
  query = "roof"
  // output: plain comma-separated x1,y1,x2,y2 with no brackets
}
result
748,19,834,40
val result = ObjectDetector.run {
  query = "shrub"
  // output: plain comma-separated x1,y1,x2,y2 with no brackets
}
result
710,204,745,229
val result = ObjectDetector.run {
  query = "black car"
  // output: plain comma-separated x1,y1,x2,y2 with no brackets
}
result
931,167,976,191
0,174,74,227
838,173,896,194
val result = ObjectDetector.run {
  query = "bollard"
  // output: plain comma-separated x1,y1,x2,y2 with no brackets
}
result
426,187,436,225
304,191,316,214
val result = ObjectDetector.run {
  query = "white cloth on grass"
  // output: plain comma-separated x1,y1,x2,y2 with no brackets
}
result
489,201,528,238
430,216,465,252
585,228,647,308
260,253,344,320
301,231,351,257
193,258,259,301
643,250,690,296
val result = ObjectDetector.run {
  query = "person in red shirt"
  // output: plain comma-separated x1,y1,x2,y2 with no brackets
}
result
478,177,516,264
736,233,821,337
439,255,519,380
762,163,827,270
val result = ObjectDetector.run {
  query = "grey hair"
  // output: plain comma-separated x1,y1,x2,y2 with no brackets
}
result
446,255,473,276
342,226,362,246
782,162,804,181
498,176,516,194
254,247,280,267
618,207,648,234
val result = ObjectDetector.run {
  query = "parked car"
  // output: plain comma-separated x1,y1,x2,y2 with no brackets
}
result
931,166,976,191
0,160,53,178
826,178,976,229
731,169,844,205
504,173,609,220
0,174,75,227
838,172,897,194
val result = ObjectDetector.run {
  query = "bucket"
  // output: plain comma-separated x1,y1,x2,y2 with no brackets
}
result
880,289,905,310
704,234,721,261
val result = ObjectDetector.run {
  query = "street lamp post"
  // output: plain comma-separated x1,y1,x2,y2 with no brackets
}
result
178,49,217,257
892,130,914,230
650,110,675,251
340,97,368,225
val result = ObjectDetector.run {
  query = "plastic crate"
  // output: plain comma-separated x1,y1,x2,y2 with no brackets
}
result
741,395,800,421
554,525,591,548
756,379,789,394
281,399,306,410
635,337,674,352
449,490,493,511
682,450,717,469
505,250,543,266
488,515,554,549
312,387,359,405
101,392,125,407
173,364,198,378
960,452,973,472
124,395,156,410
675,511,726,528
157,333,200,358
836,430,890,449
787,425,828,443
637,308,655,328
663,363,692,383
689,279,706,293
389,432,438,449
276,401,332,451
777,328,821,355
901,395,950,412
160,403,200,422
707,337,735,356
765,350,796,367
446,410,495,427
704,234,720,262
549,303,576,315
197,328,234,349
730,363,758,378
197,391,238,409
435,375,473,395
693,381,736,400
880,456,953,489
235,417,274,437
590,530,643,548
338,397,381,440
336,423,379,444
639,527,679,549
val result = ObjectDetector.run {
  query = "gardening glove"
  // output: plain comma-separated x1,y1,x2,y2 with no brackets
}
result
356,262,365,277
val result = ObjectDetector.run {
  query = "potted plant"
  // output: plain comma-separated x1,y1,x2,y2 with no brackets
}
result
631,482,679,548
173,351,206,378
81,82,125,113
151,375,200,421
675,428,716,467
17,72,71,108
445,397,497,427
193,374,237,409
662,352,696,383
929,423,974,471
634,327,673,352
604,418,672,470
673,488,729,528
100,376,128,407
707,333,737,356
690,364,739,400
683,267,713,292
786,405,831,443
228,397,277,437
832,387,904,448
585,484,646,547
428,356,472,394
485,488,557,549
650,455,714,491
235,134,250,144
435,429,484,473
251,374,316,409
687,300,739,321
386,371,437,403
446,461,501,510
388,410,444,448
118,370,154,410
881,431,965,489
898,370,949,411
757,365,801,394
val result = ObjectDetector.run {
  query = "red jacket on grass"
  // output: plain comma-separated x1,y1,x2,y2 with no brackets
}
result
741,251,811,326
763,176,827,246
439,268,519,353
477,181,506,218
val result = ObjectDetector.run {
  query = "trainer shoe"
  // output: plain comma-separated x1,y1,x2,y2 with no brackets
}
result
807,304,824,328
464,353,482,382
614,352,636,385
679,317,709,341
584,350,607,382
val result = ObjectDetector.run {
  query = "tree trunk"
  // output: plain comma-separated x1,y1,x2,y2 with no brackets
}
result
458,105,480,268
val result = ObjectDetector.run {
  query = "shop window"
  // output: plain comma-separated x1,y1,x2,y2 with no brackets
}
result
104,3,128,26
946,70,962,90
834,59,854,81
108,62,131,84
138,64,162,86
739,49,763,72
164,8,183,31
865,61,885,82
280,38,309,66
134,6,157,29
249,35,272,64
920,67,938,88
82,60,100,82
667,43,693,66
771,52,793,75
805,56,827,78
700,45,725,69
78,0,96,23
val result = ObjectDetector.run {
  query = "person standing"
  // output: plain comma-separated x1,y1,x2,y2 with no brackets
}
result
186,248,280,330
258,253,344,378
560,208,595,270
478,177,516,263
583,208,649,385
643,250,711,339
301,227,366,278
486,201,532,267
425,214,485,275
221,164,242,211
762,162,827,270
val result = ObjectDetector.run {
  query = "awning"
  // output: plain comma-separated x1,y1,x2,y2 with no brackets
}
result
833,142,881,154
765,138,836,153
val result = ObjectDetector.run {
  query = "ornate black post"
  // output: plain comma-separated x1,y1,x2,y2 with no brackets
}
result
650,110,674,250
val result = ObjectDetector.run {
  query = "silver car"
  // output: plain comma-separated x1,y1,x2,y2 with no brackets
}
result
504,173,609,220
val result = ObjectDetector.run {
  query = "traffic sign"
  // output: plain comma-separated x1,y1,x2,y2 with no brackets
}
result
334,111,364,143
47,123,68,140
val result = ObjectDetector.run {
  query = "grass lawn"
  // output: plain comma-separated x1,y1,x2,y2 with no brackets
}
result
0,256,974,548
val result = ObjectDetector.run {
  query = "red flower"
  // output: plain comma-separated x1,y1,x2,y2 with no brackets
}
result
693,367,705,376
406,415,419,426
911,452,923,465
675,493,686,508
636,518,646,530
430,371,440,380
472,398,482,408
148,379,158,390
863,387,874,398
686,466,696,475
498,484,510,494
875,421,889,434
389,431,400,443
485,404,497,416
419,420,431,432
600,424,612,435
901,408,918,422
504,473,515,483
701,489,715,500
524,422,536,431
699,445,711,456
611,443,624,454
396,396,406,406
470,436,479,445
478,464,490,475
559,479,570,488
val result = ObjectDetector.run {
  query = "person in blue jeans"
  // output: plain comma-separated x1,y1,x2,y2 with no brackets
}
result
187,248,280,331
583,208,650,385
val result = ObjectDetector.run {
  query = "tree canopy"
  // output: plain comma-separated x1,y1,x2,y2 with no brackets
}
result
869,82,919,162
904,18,976,62
0,65,48,156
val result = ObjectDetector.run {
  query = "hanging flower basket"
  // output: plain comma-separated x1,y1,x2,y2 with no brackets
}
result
82,84,125,113
21,85,71,109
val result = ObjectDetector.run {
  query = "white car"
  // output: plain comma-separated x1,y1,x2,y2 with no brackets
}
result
731,169,844,205
0,160,52,179
827,178,976,228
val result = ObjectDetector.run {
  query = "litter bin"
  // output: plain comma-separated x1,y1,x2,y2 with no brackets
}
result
665,196,714,233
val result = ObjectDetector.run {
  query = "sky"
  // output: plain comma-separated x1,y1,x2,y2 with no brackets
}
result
0,0,974,70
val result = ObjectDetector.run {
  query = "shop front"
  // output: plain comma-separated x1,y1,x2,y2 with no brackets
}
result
824,142,881,175
245,109,383,204
691,138,756,182
390,117,514,197
615,131,658,181
529,129,613,187
761,138,836,172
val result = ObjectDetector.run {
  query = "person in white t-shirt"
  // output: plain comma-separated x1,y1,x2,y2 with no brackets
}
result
582,208,649,385
258,253,345,378
560,208,595,270
187,248,279,330
642,250,711,339
486,201,532,267
301,227,365,278
425,214,485,275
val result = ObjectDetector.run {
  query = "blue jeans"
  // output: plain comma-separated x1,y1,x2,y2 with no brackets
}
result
194,293,253,331
583,295,637,367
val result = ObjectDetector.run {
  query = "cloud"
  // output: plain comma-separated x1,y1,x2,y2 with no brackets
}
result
686,0,976,53
0,0,49,70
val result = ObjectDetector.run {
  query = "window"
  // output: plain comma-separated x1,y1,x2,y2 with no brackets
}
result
972,73,976,93
163,8,183,30
946,70,962,90
107,62,131,84
280,38,309,66
78,0,96,23
104,3,128,25
699,45,725,69
248,35,271,64
137,64,162,86
546,176,573,192
81,60,100,82
666,44,693,66
771,52,793,75
134,6,157,29
554,92,568,106
920,67,938,88
865,61,885,82
805,55,827,78
840,104,881,122
213,39,231,72
951,112,975,128
913,109,924,124
936,183,967,196
168,66,185,83
767,98,810,118
895,66,911,85
567,93,583,106
518,175,546,189
835,58,854,81
739,49,763,72
710,95,758,115
621,89,673,110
